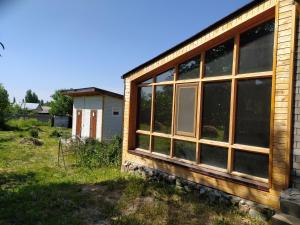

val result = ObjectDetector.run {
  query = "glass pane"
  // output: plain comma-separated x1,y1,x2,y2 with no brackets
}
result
136,134,150,150
205,39,234,77
156,68,174,82
239,20,275,74
200,144,228,169
137,86,152,130
235,79,272,147
154,85,173,133
174,140,196,161
178,56,200,80
153,136,171,155
176,85,197,135
140,78,153,84
202,82,231,142
234,150,269,178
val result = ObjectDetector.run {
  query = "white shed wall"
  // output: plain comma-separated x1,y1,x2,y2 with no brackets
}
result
102,96,123,140
72,96,103,140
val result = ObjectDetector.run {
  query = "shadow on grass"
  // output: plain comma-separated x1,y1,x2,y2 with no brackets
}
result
0,171,255,225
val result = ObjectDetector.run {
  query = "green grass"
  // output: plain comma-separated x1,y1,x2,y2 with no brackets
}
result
0,124,269,225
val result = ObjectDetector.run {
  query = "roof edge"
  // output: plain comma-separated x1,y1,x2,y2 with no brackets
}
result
62,87,124,99
121,0,262,79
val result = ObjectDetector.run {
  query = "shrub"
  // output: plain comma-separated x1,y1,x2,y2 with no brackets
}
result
50,129,62,138
29,127,39,138
75,136,122,168
50,129,71,138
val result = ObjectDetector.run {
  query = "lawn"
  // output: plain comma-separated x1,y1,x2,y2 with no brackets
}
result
0,124,269,225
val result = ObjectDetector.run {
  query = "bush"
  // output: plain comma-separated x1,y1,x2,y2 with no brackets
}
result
50,129,71,138
49,129,62,138
29,127,39,138
75,136,122,168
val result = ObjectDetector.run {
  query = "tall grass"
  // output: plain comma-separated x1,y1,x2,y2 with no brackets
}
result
6,118,47,130
75,136,122,168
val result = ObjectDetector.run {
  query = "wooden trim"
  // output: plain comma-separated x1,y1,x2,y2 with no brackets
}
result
136,130,151,135
285,5,297,188
231,171,269,184
269,0,279,189
199,139,229,148
152,132,172,138
235,71,273,79
202,75,232,82
232,144,270,154
128,149,270,191
228,34,239,173
128,8,275,83
149,84,155,152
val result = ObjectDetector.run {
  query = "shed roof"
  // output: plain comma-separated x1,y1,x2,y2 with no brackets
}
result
62,87,123,99
122,0,262,79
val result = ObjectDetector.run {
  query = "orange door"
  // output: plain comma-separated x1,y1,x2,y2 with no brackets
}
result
90,110,97,139
76,110,82,137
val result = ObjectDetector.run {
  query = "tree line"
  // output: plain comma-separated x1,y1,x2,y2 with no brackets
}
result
0,84,73,129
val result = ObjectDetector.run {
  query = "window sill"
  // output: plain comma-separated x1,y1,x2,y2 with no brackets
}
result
128,149,270,192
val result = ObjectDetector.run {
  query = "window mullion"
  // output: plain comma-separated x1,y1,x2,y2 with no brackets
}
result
170,66,178,157
196,53,205,163
149,84,155,152
228,34,240,173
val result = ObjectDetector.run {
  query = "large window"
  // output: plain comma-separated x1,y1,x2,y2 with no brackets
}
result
135,19,274,183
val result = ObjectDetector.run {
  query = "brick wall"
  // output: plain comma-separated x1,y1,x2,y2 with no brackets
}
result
293,13,300,189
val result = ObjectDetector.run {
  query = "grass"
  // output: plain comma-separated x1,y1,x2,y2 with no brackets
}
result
0,122,269,225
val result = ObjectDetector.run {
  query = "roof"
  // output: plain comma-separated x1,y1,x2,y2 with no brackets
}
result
38,106,50,114
62,87,123,99
20,103,41,111
122,0,262,79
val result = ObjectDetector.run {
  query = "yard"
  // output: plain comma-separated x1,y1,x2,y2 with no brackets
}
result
0,122,269,225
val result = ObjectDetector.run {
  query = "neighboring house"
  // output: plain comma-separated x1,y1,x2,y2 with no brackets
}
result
121,0,300,213
20,102,42,112
63,87,123,141
19,103,51,123
36,106,52,123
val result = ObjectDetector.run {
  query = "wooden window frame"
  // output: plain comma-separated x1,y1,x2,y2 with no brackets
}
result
132,14,275,186
174,83,198,137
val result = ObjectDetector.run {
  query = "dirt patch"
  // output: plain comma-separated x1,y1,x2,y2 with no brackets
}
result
19,137,44,146
122,196,155,216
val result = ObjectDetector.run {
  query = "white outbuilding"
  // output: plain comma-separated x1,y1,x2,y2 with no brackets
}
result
63,87,123,141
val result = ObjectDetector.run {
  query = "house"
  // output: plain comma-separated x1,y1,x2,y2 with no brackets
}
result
36,106,52,123
121,0,300,211
19,103,52,123
63,87,123,141
20,102,42,112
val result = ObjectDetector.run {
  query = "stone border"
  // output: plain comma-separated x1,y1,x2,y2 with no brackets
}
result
123,161,275,221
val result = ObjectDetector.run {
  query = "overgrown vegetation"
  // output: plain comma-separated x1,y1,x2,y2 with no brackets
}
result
75,136,122,168
6,118,46,131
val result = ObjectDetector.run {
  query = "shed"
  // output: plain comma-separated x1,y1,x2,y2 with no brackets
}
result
63,87,123,141
121,0,300,210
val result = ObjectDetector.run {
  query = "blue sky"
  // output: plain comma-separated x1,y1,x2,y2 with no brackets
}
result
0,0,250,102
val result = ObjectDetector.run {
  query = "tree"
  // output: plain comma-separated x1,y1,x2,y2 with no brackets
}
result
25,89,39,103
49,90,73,116
0,84,10,128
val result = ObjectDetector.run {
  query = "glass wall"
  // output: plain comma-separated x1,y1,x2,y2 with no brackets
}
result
135,19,274,181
